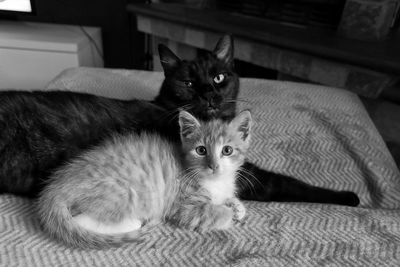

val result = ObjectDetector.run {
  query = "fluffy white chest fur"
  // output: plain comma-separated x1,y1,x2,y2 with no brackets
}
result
201,172,236,205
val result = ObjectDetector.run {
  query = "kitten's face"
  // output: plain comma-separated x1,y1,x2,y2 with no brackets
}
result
156,35,239,121
178,110,252,179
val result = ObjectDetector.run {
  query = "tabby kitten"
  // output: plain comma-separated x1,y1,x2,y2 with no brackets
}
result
37,110,252,249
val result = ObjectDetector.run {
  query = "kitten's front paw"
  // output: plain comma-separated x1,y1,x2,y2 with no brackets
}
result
211,205,234,230
225,198,246,222
177,204,234,232
196,204,234,231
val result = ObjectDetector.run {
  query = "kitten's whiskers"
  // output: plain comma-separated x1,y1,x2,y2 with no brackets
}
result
180,168,200,193
236,173,256,196
236,167,264,196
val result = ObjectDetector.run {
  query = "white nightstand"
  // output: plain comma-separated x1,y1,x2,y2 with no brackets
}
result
0,21,103,89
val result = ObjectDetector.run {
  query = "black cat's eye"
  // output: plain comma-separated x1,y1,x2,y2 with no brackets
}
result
213,74,225,84
184,81,193,88
195,146,207,156
222,146,233,156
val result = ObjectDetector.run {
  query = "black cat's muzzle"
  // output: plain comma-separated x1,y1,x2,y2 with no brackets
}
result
206,107,219,116
194,104,220,120
204,93,222,110
194,92,230,119
205,99,222,117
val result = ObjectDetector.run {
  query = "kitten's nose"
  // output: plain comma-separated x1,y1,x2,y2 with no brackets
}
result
208,163,219,172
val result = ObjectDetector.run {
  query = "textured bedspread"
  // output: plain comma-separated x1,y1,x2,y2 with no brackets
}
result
1,68,400,266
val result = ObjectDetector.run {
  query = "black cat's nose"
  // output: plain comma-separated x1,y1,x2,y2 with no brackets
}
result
204,92,221,108
203,92,215,107
208,100,216,108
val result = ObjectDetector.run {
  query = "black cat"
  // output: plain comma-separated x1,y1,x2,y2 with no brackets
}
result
0,35,359,206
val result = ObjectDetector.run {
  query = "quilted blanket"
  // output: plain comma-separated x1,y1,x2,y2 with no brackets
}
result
1,68,400,266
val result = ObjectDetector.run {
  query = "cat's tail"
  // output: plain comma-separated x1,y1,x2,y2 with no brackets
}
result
37,191,152,249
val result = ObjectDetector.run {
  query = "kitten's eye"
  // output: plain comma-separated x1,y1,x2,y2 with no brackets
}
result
184,81,193,88
213,74,225,84
222,146,233,156
195,146,207,156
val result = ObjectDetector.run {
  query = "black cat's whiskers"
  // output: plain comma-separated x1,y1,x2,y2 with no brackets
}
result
161,104,194,125
156,103,192,121
179,104,194,110
169,111,192,126
224,98,251,104
158,108,180,122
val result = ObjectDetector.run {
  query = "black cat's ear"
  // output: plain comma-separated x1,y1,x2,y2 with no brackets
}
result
178,111,201,140
158,44,181,74
213,35,234,66
229,110,252,142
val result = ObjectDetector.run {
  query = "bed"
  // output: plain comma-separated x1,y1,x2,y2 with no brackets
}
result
1,67,400,266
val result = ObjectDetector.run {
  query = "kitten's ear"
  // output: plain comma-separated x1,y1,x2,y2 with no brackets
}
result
229,110,252,142
158,44,181,74
213,35,234,66
178,111,201,140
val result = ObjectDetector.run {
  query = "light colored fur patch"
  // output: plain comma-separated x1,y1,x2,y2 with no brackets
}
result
73,214,142,234
201,171,236,205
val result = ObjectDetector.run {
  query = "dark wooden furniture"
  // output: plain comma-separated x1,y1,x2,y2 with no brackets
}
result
127,3,400,98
